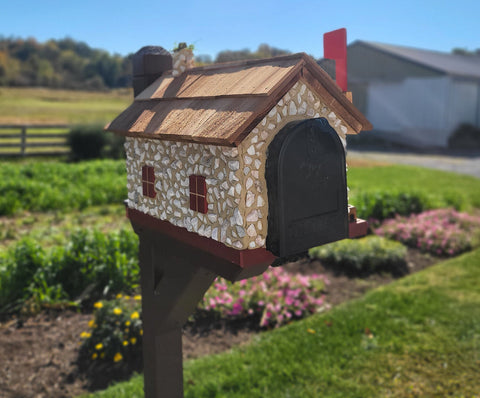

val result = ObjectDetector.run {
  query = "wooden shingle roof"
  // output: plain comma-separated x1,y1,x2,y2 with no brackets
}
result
106,53,372,146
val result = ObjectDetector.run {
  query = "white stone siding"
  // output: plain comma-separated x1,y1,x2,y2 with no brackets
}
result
125,78,350,250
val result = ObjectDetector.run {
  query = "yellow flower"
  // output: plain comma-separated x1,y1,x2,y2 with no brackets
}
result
125,320,131,326
131,311,140,320
116,293,123,299
123,341,129,346
113,307,122,315
124,295,130,300
113,352,123,362
91,353,98,360
140,329,143,336
134,295,142,301
307,328,316,334
95,343,103,350
130,337,137,345
88,319,96,328
80,331,91,339
93,302,103,309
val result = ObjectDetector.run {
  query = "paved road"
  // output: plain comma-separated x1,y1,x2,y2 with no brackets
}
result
347,150,480,179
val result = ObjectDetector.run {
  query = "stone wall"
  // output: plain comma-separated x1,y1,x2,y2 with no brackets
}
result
125,78,350,250
172,48,195,77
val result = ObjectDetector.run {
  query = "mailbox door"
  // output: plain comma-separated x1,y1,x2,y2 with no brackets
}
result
265,118,348,258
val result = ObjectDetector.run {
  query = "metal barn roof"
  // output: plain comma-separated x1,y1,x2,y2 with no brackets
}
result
106,53,372,146
355,41,480,80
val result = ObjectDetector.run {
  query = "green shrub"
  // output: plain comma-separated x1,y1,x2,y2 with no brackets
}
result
309,236,408,275
0,228,139,313
0,238,46,312
448,123,480,151
68,124,107,160
0,160,127,216
352,190,426,221
105,132,126,159
52,228,139,302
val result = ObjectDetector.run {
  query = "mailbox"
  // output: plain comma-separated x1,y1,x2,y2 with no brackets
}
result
266,118,348,258
106,41,371,397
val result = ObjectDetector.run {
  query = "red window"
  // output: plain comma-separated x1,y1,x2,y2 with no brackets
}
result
189,175,208,214
142,165,156,198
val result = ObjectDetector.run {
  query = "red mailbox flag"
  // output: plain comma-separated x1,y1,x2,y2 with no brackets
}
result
323,28,347,92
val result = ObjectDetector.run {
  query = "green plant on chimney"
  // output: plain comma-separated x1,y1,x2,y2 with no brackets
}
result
172,42,195,52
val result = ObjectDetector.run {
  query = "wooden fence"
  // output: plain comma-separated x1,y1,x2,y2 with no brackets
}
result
0,124,70,157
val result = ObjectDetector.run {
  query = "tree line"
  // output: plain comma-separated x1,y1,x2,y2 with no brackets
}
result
0,37,295,91
0,37,132,90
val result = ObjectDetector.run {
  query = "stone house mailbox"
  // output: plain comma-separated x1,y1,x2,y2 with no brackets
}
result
106,42,371,397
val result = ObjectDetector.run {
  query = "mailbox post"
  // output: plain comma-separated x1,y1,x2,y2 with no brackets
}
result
106,35,371,397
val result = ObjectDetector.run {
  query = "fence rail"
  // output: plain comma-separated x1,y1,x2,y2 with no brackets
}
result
0,124,70,157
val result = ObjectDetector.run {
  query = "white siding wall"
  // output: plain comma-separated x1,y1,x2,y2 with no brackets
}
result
366,77,450,147
367,77,480,147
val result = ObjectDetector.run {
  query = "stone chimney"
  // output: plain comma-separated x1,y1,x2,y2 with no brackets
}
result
172,43,195,77
132,46,172,97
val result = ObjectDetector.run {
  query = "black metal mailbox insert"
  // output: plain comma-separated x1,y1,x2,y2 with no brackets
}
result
265,117,348,258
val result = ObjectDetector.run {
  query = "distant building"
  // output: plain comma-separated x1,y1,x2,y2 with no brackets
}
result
321,41,480,148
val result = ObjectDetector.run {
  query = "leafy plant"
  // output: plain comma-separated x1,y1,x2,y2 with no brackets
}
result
68,124,107,160
51,228,139,302
375,208,480,256
0,228,139,314
352,190,426,221
309,236,408,275
0,238,46,312
79,296,143,368
0,159,126,215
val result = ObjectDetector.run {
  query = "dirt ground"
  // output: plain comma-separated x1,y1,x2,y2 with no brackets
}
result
0,249,436,398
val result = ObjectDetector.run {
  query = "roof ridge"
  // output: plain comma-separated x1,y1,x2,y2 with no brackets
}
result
186,52,308,73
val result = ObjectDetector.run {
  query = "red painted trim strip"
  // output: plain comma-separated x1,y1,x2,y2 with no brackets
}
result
127,207,277,268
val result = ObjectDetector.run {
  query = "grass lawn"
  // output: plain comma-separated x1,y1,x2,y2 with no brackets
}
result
348,164,480,213
0,204,129,251
0,87,131,125
81,248,480,397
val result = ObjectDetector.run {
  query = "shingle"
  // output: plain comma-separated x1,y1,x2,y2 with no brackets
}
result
106,53,372,145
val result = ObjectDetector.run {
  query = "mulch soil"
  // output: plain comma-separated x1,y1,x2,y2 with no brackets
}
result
0,249,437,398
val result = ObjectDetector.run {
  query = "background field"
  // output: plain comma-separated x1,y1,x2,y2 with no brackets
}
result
0,87,131,125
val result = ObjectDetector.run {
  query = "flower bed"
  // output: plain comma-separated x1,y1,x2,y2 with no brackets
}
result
79,268,329,367
375,209,480,256
200,267,329,328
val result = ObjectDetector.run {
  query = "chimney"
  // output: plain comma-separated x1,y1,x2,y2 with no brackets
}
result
132,46,172,97
172,43,195,77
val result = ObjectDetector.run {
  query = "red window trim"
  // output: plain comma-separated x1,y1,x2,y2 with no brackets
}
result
142,165,156,198
189,175,208,214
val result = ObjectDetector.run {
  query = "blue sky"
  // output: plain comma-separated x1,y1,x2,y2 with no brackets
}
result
1,0,478,59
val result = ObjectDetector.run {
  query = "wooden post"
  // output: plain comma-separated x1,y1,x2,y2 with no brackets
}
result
128,206,273,397
20,126,27,156
135,229,217,397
